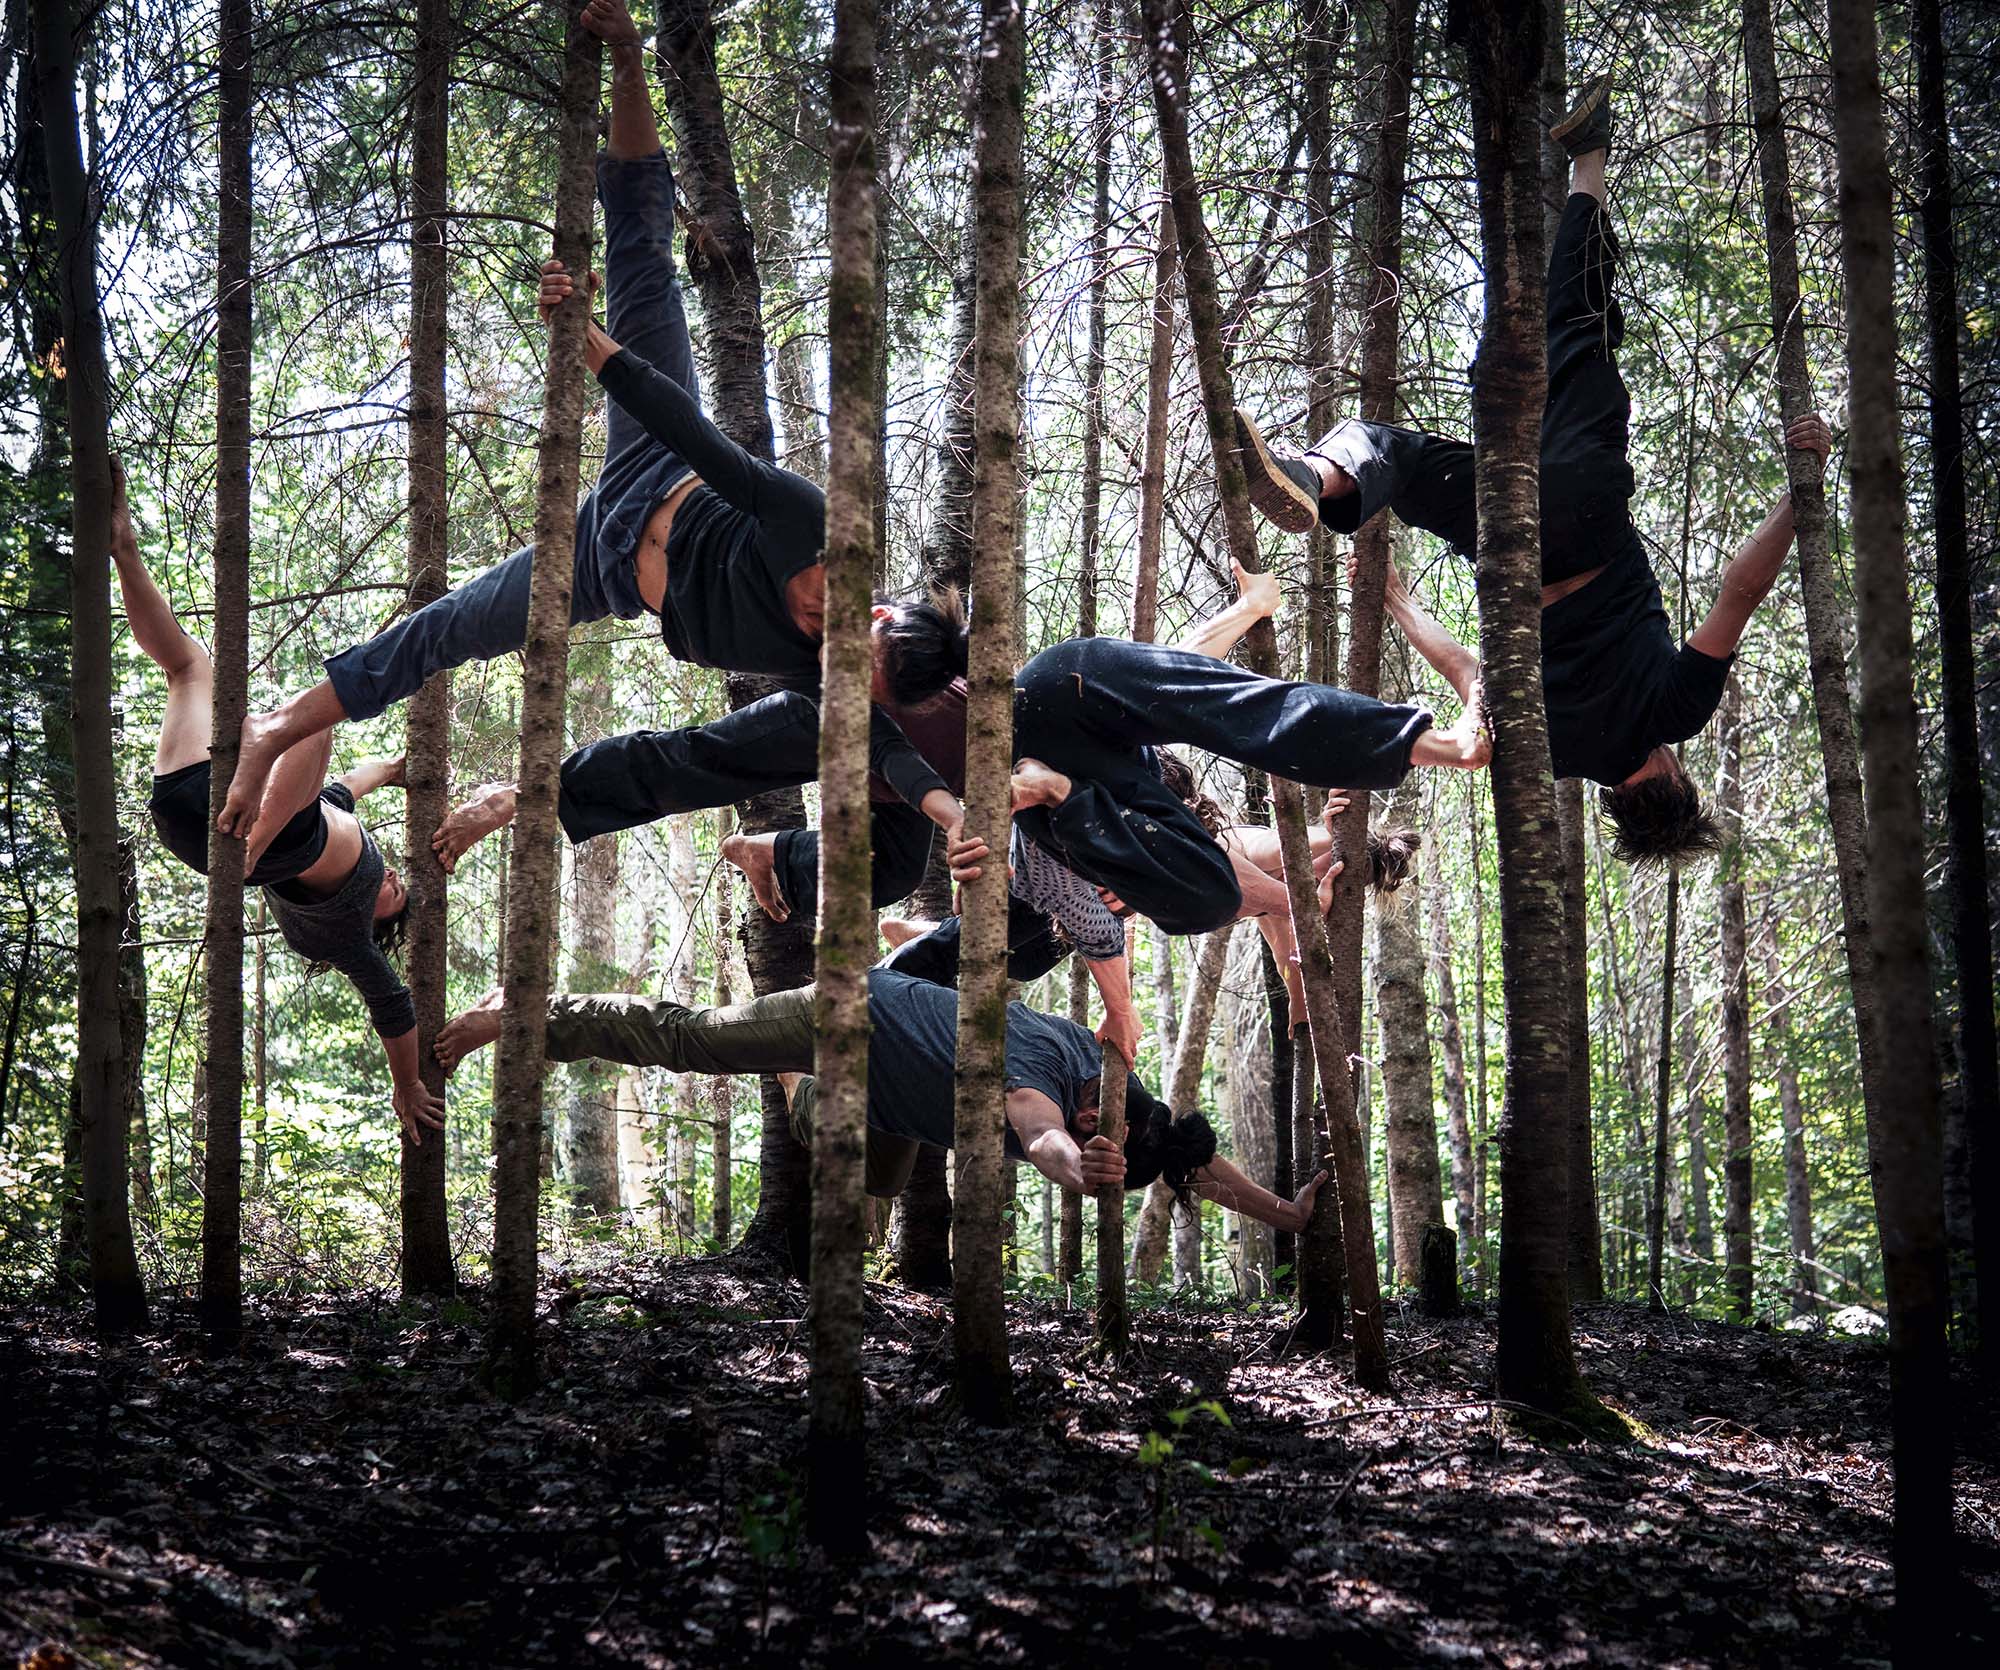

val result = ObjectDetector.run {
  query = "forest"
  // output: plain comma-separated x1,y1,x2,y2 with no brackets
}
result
1,0,1995,1662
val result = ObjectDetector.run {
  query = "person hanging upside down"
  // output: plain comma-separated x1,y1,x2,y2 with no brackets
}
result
218,0,965,839
433,968,1327,1228
936,560,1484,942
1231,72,1832,866
110,462,442,1145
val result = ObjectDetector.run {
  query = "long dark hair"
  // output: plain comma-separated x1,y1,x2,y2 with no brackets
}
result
876,586,970,705
1121,1078,1217,1214
1154,750,1230,839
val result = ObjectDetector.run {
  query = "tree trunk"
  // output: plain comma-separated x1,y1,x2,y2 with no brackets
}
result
1058,957,1086,1283
1075,0,1112,639
1130,195,1174,646
1741,0,1887,1206
710,809,734,1246
563,821,622,1216
1913,0,1999,1376
250,895,266,1196
1428,879,1476,1292
1647,871,1679,1312
919,207,978,594
1130,925,1230,1284
1828,0,1954,1633
1141,0,1383,1384
487,9,599,1394
1470,786,1490,1287
121,839,153,1220
1716,674,1753,1322
1376,788,1442,1288
1226,929,1275,1296
1262,936,1296,1288
189,0,255,1348
1299,0,1342,688
657,0,773,459
1558,781,1601,1300
1458,0,1593,1421
808,0,881,1551
951,0,1024,1424
1758,908,1817,1317
399,0,457,1296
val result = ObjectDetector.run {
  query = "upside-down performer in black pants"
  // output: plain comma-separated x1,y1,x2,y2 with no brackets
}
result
942,563,1488,940
217,0,963,843
1231,72,1831,866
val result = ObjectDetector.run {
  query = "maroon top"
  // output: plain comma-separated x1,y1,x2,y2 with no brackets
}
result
870,679,967,804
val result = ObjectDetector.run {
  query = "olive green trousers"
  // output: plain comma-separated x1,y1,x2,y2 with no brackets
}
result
543,983,923,1198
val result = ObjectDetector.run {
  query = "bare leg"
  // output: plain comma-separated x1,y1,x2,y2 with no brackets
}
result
583,0,662,159
108,459,215,775
1570,147,1607,207
1303,453,1357,501
722,830,791,923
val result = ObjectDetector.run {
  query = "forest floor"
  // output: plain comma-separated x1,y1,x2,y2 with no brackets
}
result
3,1255,1996,1669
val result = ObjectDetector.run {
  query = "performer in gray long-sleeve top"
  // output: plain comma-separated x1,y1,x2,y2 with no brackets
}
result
108,461,443,1145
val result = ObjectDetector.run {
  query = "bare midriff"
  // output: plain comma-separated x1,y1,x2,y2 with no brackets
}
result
633,472,708,615
1541,563,1605,609
287,804,363,899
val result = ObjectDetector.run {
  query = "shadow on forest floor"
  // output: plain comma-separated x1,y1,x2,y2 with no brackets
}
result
2,1258,1995,1667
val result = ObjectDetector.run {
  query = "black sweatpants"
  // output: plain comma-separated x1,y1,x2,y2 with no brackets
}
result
879,896,1071,989
1011,637,1431,937
771,809,937,922
1310,192,1635,584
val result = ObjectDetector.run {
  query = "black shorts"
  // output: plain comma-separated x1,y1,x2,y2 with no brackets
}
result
149,758,326,886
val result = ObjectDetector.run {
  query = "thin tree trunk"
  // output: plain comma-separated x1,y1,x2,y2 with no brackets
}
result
1828,0,1954,1633
1458,0,1594,1420
1470,784,1490,1286
1759,908,1818,1316
120,840,152,1220
1647,870,1679,1312
1741,0,1887,1177
1558,781,1601,1300
808,0,880,1552
1130,195,1174,647
196,0,254,1348
1262,936,1296,1287
488,9,598,1394
1376,805,1442,1288
1227,929,1275,1296
1075,0,1112,639
1130,925,1229,1283
1913,0,1999,1375
1141,0,1383,1384
1058,957,1086,1283
1429,878,1476,1291
250,895,266,1196
1717,674,1753,1322
951,0,1024,1424
1300,0,1341,689
401,0,456,1294
710,809,734,1246
563,820,622,1216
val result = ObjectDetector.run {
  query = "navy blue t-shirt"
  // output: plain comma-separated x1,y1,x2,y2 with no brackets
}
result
861,969,1101,1158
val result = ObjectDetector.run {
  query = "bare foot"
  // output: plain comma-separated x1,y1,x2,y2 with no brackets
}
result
880,916,936,950
218,707,293,836
1446,682,1492,768
1009,757,1072,812
580,0,641,45
777,1070,806,1110
722,831,789,923
435,987,506,1075
433,783,519,875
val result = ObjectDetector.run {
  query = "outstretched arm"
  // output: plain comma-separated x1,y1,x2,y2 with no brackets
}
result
1377,558,1479,707
242,730,335,873
382,1027,445,1146
1173,560,1280,660
1194,1153,1328,1231
335,754,405,803
1688,413,1833,660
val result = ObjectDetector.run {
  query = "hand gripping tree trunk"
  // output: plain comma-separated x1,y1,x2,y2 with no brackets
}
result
488,6,599,1395
32,0,145,1331
809,0,880,1553
402,0,456,1297
1828,0,1954,1637
1140,0,1387,1386
198,0,254,1349
1454,0,1596,1422
1740,0,1886,1160
1912,0,2000,1375
951,0,1025,1425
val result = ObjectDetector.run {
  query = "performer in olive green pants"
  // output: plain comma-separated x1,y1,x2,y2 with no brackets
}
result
433,982,923,1195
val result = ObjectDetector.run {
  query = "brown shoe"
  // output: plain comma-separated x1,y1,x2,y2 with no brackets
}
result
1233,409,1320,534
1551,72,1613,159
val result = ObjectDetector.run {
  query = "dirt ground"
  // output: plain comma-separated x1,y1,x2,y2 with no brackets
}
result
3,1257,1995,1668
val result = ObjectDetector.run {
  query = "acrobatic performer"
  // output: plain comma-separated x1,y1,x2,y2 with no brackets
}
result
932,561,1485,944
218,0,965,844
433,969,1328,1228
111,464,442,1144
1231,73,1831,865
